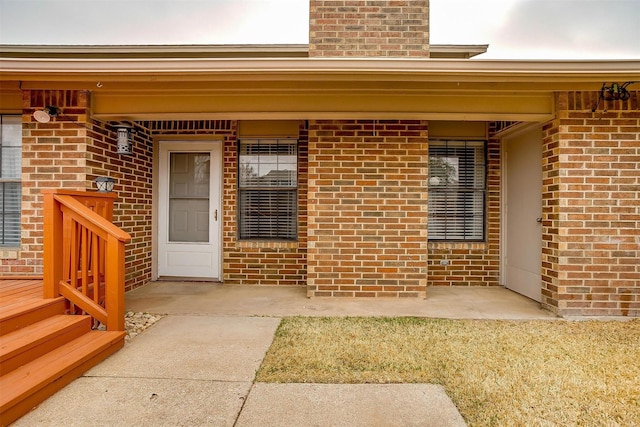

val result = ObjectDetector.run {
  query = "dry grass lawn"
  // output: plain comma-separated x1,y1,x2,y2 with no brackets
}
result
257,317,640,426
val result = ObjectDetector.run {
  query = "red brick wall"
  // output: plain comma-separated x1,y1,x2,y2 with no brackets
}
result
427,137,501,287
88,121,154,292
309,0,429,57
144,120,308,287
1,91,154,293
542,91,640,316
307,120,428,297
224,124,309,286
0,90,89,276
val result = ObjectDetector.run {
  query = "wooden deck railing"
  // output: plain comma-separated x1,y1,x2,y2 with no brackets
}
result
42,190,131,331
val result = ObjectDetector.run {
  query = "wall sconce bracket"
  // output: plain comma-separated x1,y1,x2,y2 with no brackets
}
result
113,123,135,155
592,81,637,112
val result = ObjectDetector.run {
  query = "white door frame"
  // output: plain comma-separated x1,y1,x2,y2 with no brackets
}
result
155,140,222,280
500,123,543,301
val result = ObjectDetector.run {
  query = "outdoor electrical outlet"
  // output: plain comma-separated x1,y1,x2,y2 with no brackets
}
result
440,259,449,266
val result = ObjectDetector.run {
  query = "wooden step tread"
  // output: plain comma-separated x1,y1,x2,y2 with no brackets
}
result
0,297,43,316
0,297,65,320
0,330,125,412
0,298,66,336
0,285,40,299
0,315,92,374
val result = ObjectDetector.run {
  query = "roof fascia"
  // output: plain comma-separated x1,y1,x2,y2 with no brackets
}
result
0,44,490,59
2,57,639,81
0,44,310,58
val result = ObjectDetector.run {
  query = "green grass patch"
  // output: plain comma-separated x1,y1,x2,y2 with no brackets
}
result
257,317,640,426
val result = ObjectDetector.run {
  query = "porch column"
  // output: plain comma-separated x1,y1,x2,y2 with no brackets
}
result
541,91,640,316
307,120,429,297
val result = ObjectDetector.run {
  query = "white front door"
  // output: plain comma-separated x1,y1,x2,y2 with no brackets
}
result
502,125,543,302
158,141,221,279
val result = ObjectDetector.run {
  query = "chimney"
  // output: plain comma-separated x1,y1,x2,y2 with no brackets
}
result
309,0,430,57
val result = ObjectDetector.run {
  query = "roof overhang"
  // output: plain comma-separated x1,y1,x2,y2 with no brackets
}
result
2,53,639,122
430,44,489,59
0,43,487,59
0,44,310,59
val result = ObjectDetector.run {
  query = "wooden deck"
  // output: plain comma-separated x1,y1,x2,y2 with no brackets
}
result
0,278,125,426
0,278,44,303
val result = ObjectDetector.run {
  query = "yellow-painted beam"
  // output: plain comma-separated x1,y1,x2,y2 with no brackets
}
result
0,82,22,112
92,91,554,122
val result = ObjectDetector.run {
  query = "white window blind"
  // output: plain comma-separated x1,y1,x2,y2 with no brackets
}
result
238,139,297,240
428,140,486,241
0,116,22,247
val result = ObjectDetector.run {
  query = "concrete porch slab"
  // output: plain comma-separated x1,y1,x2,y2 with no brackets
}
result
126,282,555,320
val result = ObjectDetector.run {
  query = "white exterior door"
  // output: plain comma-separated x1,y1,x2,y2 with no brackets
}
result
502,126,543,302
158,141,221,279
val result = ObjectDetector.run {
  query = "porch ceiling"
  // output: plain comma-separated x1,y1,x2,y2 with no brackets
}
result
2,57,639,121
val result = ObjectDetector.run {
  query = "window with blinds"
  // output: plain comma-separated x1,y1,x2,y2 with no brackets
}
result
238,139,297,240
0,116,22,247
428,140,486,241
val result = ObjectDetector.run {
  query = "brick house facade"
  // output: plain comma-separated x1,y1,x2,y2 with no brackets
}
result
1,0,639,316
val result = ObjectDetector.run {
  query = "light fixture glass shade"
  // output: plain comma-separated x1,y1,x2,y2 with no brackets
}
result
33,110,51,123
116,127,133,155
94,176,115,192
33,106,60,123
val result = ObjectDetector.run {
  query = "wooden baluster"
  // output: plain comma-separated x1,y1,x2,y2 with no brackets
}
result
70,218,79,314
81,226,89,299
99,238,106,283
92,232,101,305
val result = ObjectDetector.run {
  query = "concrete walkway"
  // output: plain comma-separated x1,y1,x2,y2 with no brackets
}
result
14,284,555,426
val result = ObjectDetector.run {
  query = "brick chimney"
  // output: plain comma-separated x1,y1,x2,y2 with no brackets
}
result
309,0,430,57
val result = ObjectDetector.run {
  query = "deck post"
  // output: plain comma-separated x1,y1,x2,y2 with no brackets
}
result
43,190,64,299
105,234,126,331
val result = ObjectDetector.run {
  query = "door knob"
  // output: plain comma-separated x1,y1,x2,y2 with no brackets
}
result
536,217,543,223
214,209,218,221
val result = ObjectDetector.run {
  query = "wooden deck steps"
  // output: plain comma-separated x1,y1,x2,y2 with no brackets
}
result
0,279,125,426
0,298,67,336
1,315,93,373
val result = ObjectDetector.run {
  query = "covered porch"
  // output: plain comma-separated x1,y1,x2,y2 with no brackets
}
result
2,49,639,317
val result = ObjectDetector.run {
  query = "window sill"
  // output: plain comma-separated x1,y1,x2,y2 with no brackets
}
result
236,240,299,250
428,242,486,250
0,248,20,259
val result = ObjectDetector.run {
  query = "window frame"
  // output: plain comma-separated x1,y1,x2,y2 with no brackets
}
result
427,139,487,242
237,138,298,241
0,115,22,248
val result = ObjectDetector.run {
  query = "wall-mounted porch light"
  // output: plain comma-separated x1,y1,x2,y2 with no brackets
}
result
94,176,115,192
592,81,637,112
115,124,133,155
33,106,60,123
